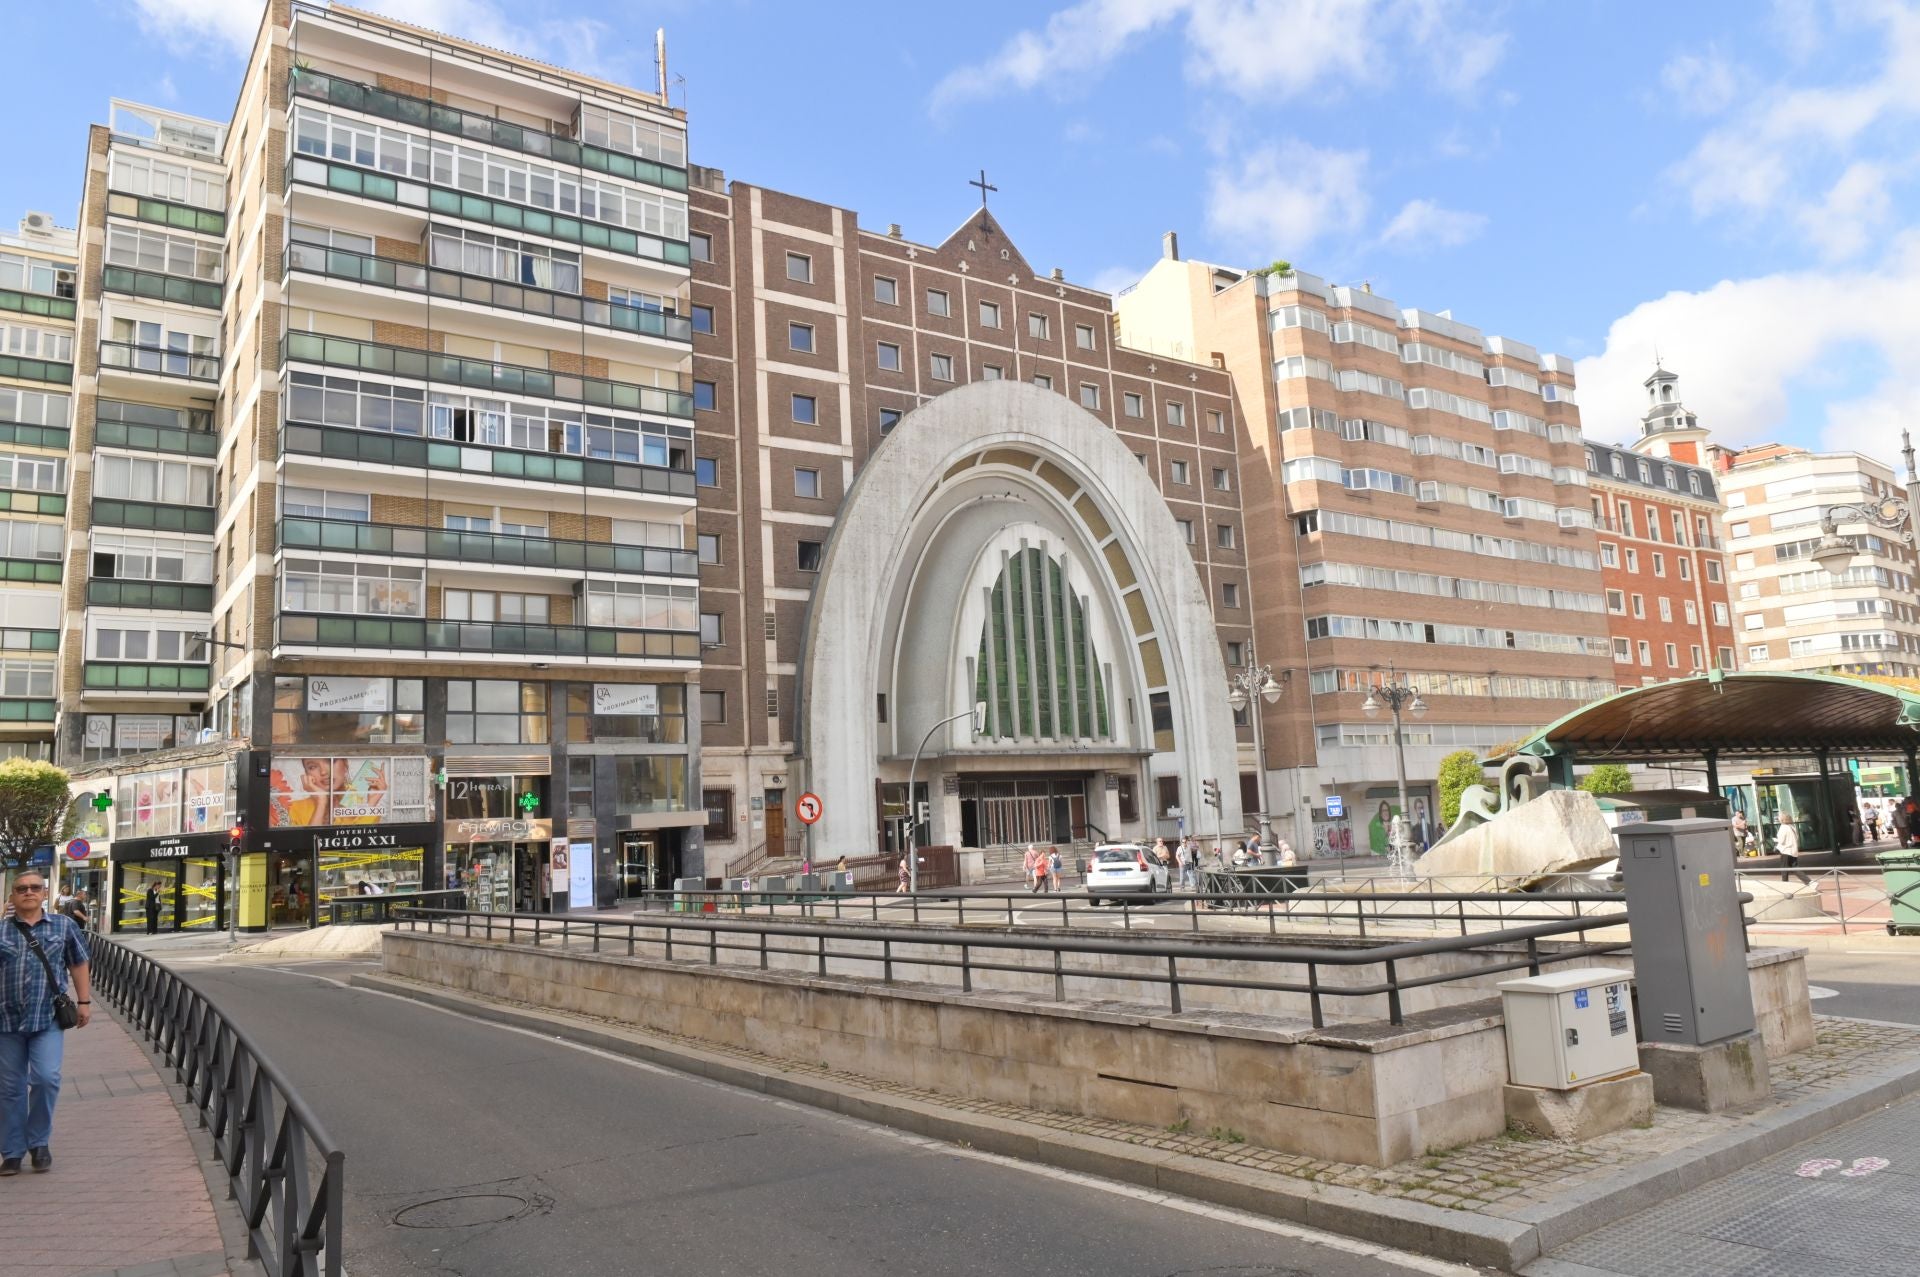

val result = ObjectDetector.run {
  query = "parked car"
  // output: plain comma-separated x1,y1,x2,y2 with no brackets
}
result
1084,843,1170,904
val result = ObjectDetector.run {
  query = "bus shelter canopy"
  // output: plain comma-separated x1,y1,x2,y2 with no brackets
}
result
1492,671,1920,764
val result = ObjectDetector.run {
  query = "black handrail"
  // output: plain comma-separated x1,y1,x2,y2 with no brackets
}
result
391,902,1637,1029
90,940,345,1277
327,888,466,926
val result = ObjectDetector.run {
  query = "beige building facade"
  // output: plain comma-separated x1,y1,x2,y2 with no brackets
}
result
1116,248,1614,853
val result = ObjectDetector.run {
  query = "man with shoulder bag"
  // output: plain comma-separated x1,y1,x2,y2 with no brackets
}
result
1,869,92,1176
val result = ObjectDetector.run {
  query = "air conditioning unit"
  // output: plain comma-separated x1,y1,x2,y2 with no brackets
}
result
21,211,54,234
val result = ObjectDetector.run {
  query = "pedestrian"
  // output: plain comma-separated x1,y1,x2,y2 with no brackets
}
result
1275,838,1297,867
1,869,93,1176
1905,795,1920,848
1047,848,1062,893
1730,810,1751,856
896,856,910,894
1021,843,1040,893
143,880,161,935
1844,805,1859,849
1775,814,1809,884
1034,847,1052,895
834,855,848,874
61,892,88,932
1864,804,1880,843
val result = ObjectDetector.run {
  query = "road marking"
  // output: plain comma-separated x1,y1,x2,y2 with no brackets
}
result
1798,1156,1890,1179
1807,985,1840,999
233,965,1472,1273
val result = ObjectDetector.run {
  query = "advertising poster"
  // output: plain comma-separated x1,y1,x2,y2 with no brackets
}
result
593,683,658,716
270,756,431,828
568,839,594,908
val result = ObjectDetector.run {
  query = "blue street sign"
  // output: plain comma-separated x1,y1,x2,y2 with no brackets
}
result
1325,795,1345,819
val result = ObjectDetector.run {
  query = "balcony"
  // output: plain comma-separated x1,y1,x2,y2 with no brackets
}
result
0,698,54,724
0,288,75,321
280,516,699,578
282,331,692,417
98,340,219,383
94,417,218,457
0,491,64,516
0,629,57,653
82,661,211,693
0,422,69,452
282,243,693,343
275,612,700,662
279,422,697,500
289,68,689,194
286,155,691,269
102,265,222,310
87,580,216,610
91,497,218,534
0,353,71,385
105,191,226,238
0,559,60,584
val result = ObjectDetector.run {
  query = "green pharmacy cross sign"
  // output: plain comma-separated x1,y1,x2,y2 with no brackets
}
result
517,792,539,813
91,793,113,812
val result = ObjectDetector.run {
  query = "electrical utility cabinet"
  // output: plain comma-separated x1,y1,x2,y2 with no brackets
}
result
1617,817,1755,1046
1499,968,1641,1089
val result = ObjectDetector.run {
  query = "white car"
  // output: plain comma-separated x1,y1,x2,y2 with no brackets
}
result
1084,844,1171,904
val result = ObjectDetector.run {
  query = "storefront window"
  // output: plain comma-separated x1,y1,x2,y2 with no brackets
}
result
567,756,594,821
268,755,433,827
444,775,545,821
316,847,424,910
116,770,182,839
272,675,424,744
703,788,733,840
181,763,225,833
446,680,549,744
564,683,686,743
82,713,202,761
614,756,687,814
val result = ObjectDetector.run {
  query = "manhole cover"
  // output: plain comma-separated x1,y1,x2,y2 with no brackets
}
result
393,1193,530,1229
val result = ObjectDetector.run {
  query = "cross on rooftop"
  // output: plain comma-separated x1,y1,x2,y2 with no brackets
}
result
969,169,997,207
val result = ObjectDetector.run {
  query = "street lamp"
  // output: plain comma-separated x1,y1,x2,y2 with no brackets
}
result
1361,666,1426,877
1226,662,1287,843
1810,493,1914,574
904,701,986,894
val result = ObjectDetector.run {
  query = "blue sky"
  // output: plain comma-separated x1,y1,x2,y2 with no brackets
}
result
6,0,1916,471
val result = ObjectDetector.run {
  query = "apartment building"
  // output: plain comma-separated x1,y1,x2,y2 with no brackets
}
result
687,192,1251,865
63,1,702,932
0,213,78,765
1116,245,1615,854
1586,366,1736,685
1716,442,1920,679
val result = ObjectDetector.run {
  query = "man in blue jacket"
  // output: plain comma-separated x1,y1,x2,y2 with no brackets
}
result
1,869,93,1175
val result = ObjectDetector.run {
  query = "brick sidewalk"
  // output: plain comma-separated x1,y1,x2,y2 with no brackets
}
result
0,1007,234,1277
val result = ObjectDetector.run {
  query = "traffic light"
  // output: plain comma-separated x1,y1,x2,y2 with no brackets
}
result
915,800,931,827
1201,777,1220,809
229,814,247,845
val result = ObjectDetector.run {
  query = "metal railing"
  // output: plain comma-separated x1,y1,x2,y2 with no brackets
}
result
90,939,345,1277
99,339,219,382
274,611,701,661
642,884,1640,940
280,514,699,578
279,420,697,500
1735,863,1903,935
327,887,465,926
394,902,1633,1029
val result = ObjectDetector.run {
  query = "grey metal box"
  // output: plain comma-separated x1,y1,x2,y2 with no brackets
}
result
1617,817,1754,1046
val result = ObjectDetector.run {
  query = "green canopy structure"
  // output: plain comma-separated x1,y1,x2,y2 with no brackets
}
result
1487,670,1920,794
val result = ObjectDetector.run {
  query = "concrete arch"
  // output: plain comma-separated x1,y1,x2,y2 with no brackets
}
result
797,380,1243,854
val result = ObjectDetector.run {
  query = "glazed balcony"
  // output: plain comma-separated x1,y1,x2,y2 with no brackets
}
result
98,340,219,384
283,243,692,343
90,497,218,535
0,698,54,725
282,331,692,418
0,558,60,584
285,154,690,270
86,580,216,611
93,416,218,458
0,354,72,386
101,265,222,310
280,516,699,578
0,421,69,452
279,422,697,502
0,491,63,516
82,661,211,693
105,191,226,238
274,612,700,662
288,68,689,195
0,288,74,321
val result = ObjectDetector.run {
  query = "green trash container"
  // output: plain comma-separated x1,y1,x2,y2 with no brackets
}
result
1876,849,1920,936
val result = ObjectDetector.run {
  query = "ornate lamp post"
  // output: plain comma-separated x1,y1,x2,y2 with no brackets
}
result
1361,667,1427,877
1225,663,1286,843
1809,493,1914,574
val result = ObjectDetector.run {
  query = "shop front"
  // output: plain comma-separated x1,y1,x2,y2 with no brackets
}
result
110,833,229,934
258,752,434,928
446,816,558,913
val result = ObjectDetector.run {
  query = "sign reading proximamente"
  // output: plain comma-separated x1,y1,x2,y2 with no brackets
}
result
593,683,658,717
306,676,391,714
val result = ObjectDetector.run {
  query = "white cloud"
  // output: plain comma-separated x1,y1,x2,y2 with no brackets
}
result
1377,198,1486,250
1574,235,1920,471
1206,140,1369,256
1659,48,1739,114
129,0,622,79
931,0,1507,113
1668,3,1920,260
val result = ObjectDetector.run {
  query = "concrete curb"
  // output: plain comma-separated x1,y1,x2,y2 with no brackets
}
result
350,971,1920,1272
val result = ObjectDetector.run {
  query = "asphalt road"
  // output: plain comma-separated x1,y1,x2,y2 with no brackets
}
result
167,959,1468,1277
1802,951,1920,1024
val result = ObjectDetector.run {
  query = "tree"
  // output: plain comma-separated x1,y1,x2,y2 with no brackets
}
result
1437,750,1484,828
0,758,76,871
1578,764,1634,796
